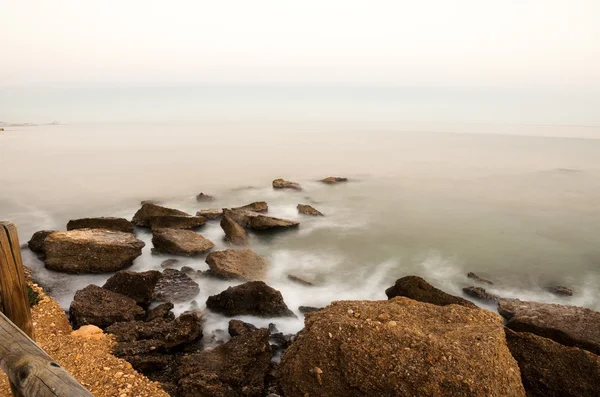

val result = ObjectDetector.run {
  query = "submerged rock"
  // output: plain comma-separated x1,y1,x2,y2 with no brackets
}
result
196,209,223,220
385,275,478,309
223,209,299,231
220,215,248,245
546,285,574,296
132,203,189,227
103,270,162,306
154,269,200,302
43,229,145,273
273,178,302,190
205,248,267,281
160,258,179,268
151,228,214,256
297,204,324,216
148,215,206,230
462,286,500,302
287,274,314,286
298,306,322,314
28,230,57,253
195,192,215,202
320,176,348,184
206,281,295,317
232,201,268,213
467,272,494,285
67,217,134,233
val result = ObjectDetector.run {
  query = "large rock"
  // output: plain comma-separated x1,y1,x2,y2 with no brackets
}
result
206,281,295,317
273,178,302,190
196,209,223,220
232,201,268,213
67,217,133,233
205,249,267,281
385,276,478,309
223,209,299,231
297,204,323,216
177,328,271,397
43,229,145,273
28,230,57,253
505,329,600,397
498,299,600,355
220,216,248,245
132,203,190,227
151,228,214,256
103,270,162,306
155,269,200,302
279,297,525,397
69,285,145,329
148,215,206,229
320,176,348,184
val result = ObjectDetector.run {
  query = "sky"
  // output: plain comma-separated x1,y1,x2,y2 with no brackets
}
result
1,0,600,88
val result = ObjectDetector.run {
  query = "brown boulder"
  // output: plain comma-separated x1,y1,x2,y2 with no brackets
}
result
151,228,214,256
206,249,267,281
103,270,162,306
320,176,348,184
220,216,248,245
206,281,295,317
273,178,302,190
223,209,299,231
462,286,500,302
132,203,189,227
385,276,478,309
155,269,200,302
297,204,323,216
67,217,134,233
148,215,206,229
228,319,259,337
196,209,223,220
196,192,215,202
467,272,493,285
43,229,145,273
279,297,525,397
28,230,57,253
146,302,175,322
232,201,268,213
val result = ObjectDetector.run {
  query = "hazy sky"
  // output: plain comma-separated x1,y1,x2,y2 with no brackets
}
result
1,0,600,87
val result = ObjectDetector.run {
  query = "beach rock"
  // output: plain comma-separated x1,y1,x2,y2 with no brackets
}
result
505,329,600,397
287,274,314,286
151,228,214,256
103,270,162,306
220,216,248,245
132,203,189,227
298,306,322,314
67,217,134,233
196,209,223,220
228,319,259,337
180,266,198,277
498,299,600,355
160,258,179,268
43,229,145,273
69,285,145,329
177,328,271,397
273,178,302,190
196,192,215,202
232,201,268,213
385,275,478,309
206,248,267,281
206,281,295,317
223,209,299,231
145,302,175,322
28,230,57,253
546,285,574,296
467,272,493,285
148,215,206,230
462,286,500,302
297,204,324,216
154,269,200,302
320,176,348,184
279,297,525,397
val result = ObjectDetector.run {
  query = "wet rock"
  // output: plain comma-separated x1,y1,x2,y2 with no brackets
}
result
220,216,248,245
148,215,206,230
223,209,299,231
151,228,214,256
160,258,179,268
385,275,478,309
206,248,267,281
273,178,302,190
145,302,175,322
232,201,268,213
505,329,600,397
279,297,525,397
180,266,198,277
270,332,295,354
155,269,200,302
28,230,57,253
196,209,223,220
298,306,322,314
228,319,259,337
43,229,145,273
196,192,215,202
132,203,189,227
206,281,295,317
103,270,162,306
462,286,500,302
69,285,145,329
546,285,574,296
67,217,134,233
287,274,314,286
320,176,348,184
498,299,600,355
297,204,323,216
467,272,493,285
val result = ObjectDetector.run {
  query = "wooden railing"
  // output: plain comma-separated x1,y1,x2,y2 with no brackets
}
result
0,222,93,396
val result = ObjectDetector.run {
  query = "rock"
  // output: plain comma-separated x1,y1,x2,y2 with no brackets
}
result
196,209,223,220
206,281,295,317
177,328,271,397
228,319,259,337
505,329,600,397
498,299,600,355
71,325,106,341
273,178,302,190
196,192,215,202
160,258,179,268
121,352,173,374
180,266,198,277
69,285,145,329
103,270,162,306
232,201,268,213
155,269,200,302
298,306,322,314
320,176,348,184
462,286,500,302
132,203,190,227
67,217,134,233
467,272,493,285
28,230,57,253
546,285,574,296
148,215,206,230
205,248,268,281
287,274,314,286
279,297,525,397
297,204,323,216
151,228,214,256
270,332,295,354
385,276,478,309
223,209,299,231
146,302,175,322
220,216,248,245
43,229,145,273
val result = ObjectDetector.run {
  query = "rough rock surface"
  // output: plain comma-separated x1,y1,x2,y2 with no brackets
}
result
151,228,214,256
467,272,493,285
232,201,268,213
273,178,302,190
498,299,600,355
462,286,500,302
205,248,267,281
154,269,200,302
43,229,145,273
132,203,190,227
206,281,295,317
196,192,215,202
223,209,299,231
220,216,248,245
148,215,206,229
103,270,162,306
385,276,478,309
28,230,57,253
297,204,324,216
67,217,134,233
69,285,145,329
320,176,348,184
145,302,175,322
505,329,600,397
228,319,259,337
279,297,525,397
196,209,223,220
546,285,574,296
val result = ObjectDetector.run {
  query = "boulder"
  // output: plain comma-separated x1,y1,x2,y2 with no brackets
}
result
462,286,500,302
151,228,214,256
205,249,268,281
232,201,268,213
320,176,348,184
148,215,206,229
206,281,295,317
146,302,175,322
228,319,259,337
498,299,600,355
223,209,299,231
69,285,145,329
546,285,574,296
132,203,189,227
505,329,600,397
220,216,248,245
467,272,493,285
67,217,134,233
196,192,215,202
28,230,57,253
279,297,525,397
196,209,223,220
103,270,162,306
154,269,200,302
287,274,314,286
43,229,145,273
273,178,302,190
385,276,478,309
177,328,272,397
297,204,323,216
